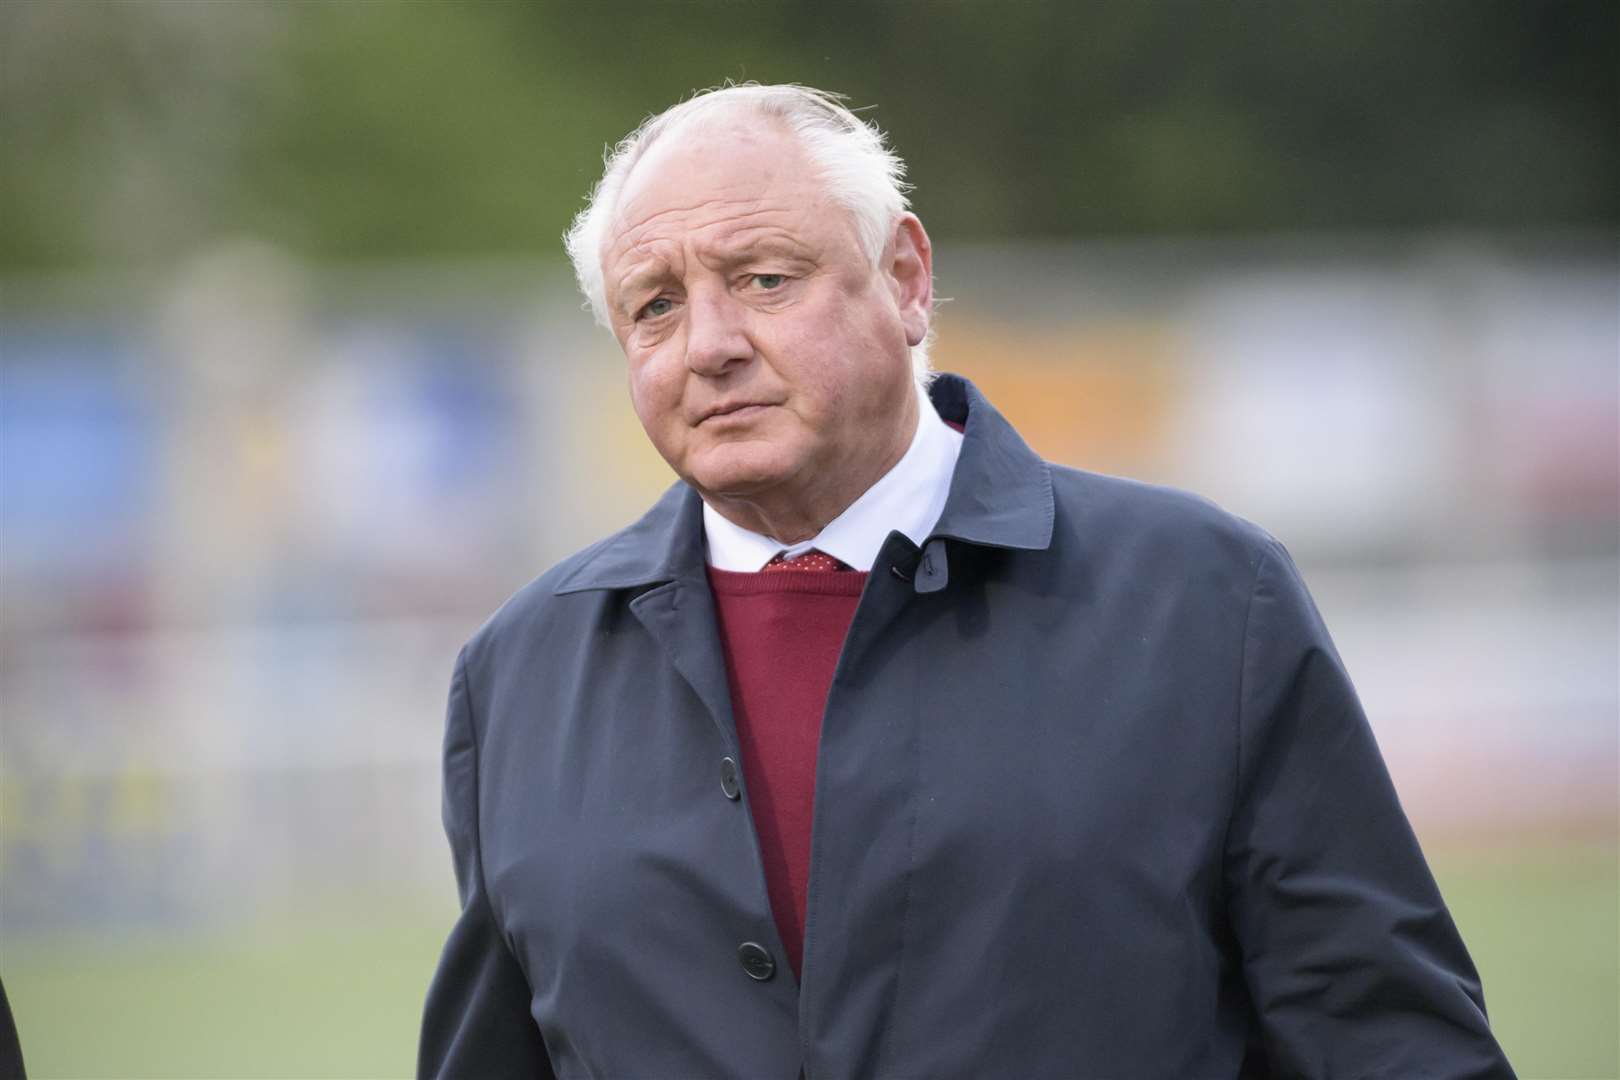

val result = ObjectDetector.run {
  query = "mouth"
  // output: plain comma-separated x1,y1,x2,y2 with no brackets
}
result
698,402,774,424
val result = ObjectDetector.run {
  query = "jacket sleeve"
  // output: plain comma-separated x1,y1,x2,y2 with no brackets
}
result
1224,541,1516,1078
419,648,555,1080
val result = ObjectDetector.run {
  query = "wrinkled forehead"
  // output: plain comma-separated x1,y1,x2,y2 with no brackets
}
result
604,109,825,251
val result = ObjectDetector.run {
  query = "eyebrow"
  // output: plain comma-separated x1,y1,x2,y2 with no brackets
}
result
611,232,817,313
615,263,675,308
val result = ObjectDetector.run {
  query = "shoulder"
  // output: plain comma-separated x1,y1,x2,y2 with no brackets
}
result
457,480,695,680
456,529,637,685
1044,463,1282,581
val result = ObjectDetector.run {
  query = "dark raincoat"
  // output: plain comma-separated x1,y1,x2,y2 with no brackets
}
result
420,375,1513,1080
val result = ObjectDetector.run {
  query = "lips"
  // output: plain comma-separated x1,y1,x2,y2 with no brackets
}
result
698,401,773,424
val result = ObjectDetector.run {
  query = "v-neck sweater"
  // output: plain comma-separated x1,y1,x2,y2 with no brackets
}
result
706,566,869,980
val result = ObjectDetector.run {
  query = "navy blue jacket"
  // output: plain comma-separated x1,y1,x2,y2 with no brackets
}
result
420,374,1513,1079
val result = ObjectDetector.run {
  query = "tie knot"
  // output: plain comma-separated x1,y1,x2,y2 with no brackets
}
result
764,549,852,573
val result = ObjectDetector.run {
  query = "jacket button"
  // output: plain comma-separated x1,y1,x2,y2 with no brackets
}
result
737,941,775,981
720,756,741,800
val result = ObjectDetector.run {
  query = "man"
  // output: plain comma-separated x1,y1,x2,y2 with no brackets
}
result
420,84,1514,1079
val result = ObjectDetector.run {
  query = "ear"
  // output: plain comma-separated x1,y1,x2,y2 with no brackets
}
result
886,213,933,347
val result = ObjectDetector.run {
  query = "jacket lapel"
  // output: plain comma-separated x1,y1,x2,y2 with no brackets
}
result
629,579,739,747
553,481,739,747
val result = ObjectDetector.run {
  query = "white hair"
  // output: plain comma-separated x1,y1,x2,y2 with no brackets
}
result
563,82,933,385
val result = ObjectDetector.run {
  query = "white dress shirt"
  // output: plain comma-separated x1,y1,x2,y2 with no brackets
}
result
703,383,965,572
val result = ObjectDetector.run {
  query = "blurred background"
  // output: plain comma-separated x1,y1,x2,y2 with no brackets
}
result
1,2,1615,1076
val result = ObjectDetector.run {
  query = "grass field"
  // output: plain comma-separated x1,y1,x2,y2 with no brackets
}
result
1432,843,1619,1079
5,843,1616,1078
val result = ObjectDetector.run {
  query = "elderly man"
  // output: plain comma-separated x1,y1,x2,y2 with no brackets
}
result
419,84,1513,1079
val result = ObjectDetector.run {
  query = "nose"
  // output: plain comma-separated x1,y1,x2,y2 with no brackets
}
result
683,288,752,377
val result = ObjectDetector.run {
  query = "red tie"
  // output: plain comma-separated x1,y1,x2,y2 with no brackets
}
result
763,549,852,572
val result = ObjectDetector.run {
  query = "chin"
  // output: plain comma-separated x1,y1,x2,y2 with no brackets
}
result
686,448,798,499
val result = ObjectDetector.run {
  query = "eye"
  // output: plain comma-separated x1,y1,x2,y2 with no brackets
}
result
637,297,674,320
752,273,786,291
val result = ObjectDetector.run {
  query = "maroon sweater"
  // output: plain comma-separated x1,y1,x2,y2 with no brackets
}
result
706,566,868,979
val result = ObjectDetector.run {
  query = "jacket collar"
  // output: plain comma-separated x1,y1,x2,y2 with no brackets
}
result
925,373,1054,553
552,373,1054,595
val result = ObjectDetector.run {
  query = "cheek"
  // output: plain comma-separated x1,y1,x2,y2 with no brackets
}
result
808,297,907,412
627,350,684,435
787,293,884,387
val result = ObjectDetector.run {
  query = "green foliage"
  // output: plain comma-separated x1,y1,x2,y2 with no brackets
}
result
0,0,1614,271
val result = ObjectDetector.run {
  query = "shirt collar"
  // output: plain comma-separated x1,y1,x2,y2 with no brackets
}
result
551,374,1054,596
701,382,965,572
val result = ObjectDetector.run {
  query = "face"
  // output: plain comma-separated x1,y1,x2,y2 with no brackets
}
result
601,116,932,529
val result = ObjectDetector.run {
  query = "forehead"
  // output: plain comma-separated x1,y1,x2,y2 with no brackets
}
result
604,118,840,269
